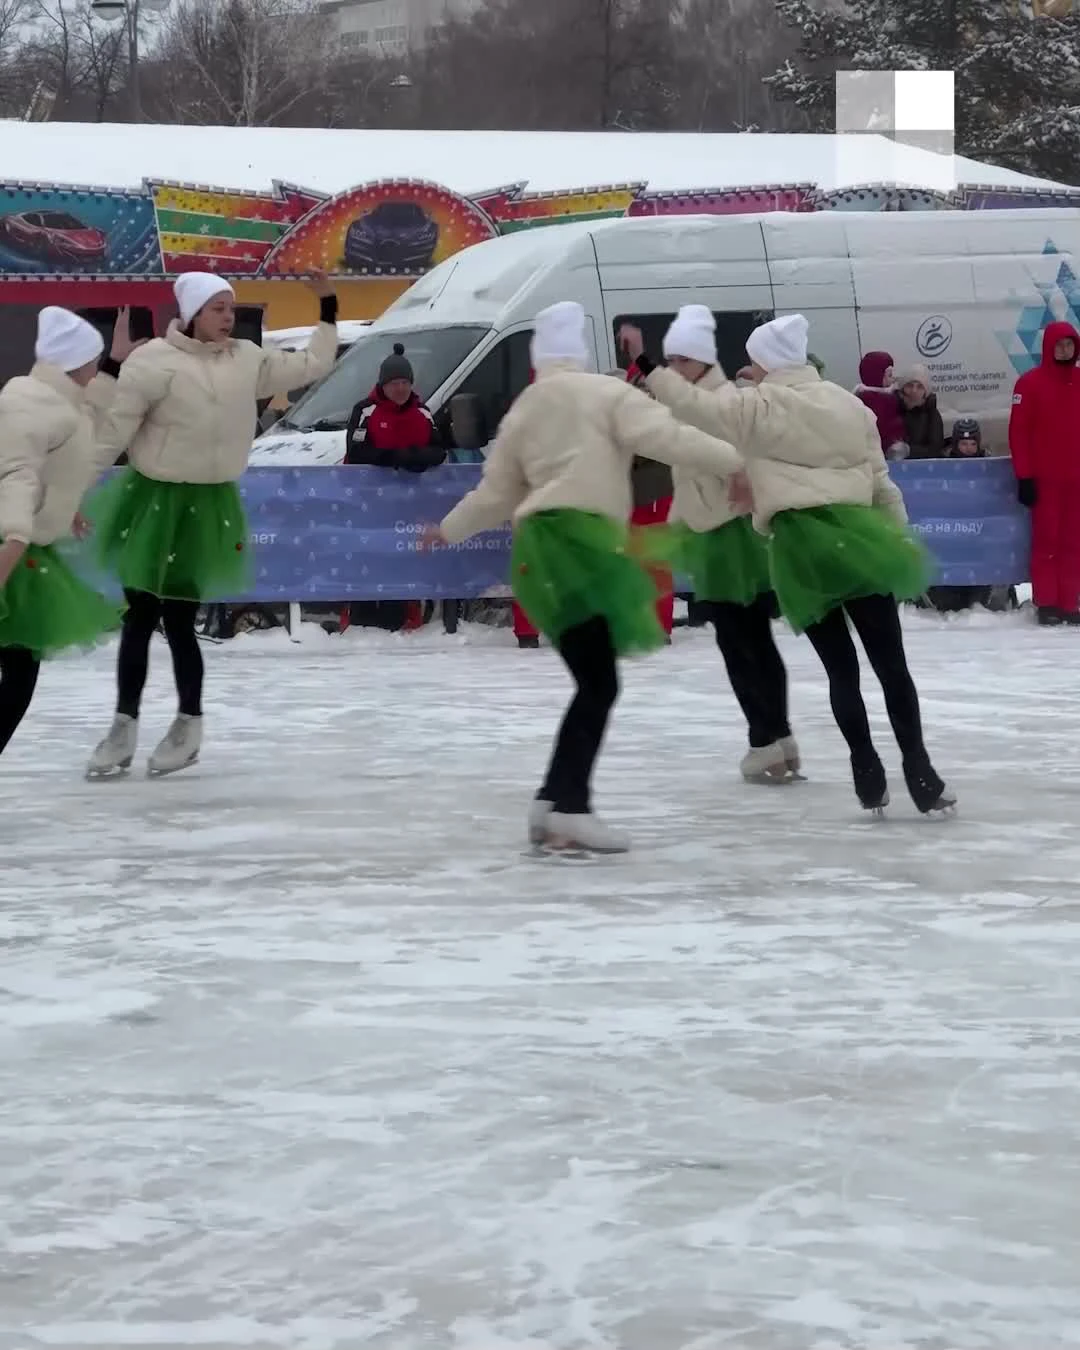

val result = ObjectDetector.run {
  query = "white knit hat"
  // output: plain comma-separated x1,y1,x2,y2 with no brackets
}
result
746,314,810,372
174,272,235,325
662,305,717,365
530,301,590,370
34,306,104,372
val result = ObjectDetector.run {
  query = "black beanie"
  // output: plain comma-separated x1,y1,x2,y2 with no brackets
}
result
378,343,413,386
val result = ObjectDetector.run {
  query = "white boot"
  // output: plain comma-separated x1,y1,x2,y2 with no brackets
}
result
86,714,138,778
528,798,552,845
779,734,801,774
148,714,202,777
740,742,789,783
543,811,630,854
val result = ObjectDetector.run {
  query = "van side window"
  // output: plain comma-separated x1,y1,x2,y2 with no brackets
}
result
437,331,533,449
612,310,775,381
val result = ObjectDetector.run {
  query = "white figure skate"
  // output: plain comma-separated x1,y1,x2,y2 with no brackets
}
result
147,714,202,777
86,714,138,779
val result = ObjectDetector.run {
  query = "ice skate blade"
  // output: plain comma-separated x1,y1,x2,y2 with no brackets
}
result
85,760,132,781
523,844,599,863
147,754,199,778
744,769,806,785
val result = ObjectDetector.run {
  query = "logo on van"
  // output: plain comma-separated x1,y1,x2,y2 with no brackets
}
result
916,315,952,359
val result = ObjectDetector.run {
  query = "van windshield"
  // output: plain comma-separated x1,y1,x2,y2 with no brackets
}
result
276,325,490,432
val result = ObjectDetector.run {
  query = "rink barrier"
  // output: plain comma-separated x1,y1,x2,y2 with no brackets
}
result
77,459,1030,602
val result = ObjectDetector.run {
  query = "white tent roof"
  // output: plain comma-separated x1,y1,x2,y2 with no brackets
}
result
0,123,1073,196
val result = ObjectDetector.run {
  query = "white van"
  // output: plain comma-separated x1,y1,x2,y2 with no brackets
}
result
251,207,1080,465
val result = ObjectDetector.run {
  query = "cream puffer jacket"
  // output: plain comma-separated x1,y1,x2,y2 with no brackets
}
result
97,320,337,483
0,362,119,546
667,365,747,534
645,362,906,531
440,361,742,544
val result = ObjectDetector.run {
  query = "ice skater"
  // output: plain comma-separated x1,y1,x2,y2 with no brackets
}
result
421,300,742,855
0,308,142,755
626,313,954,817
85,270,338,778
621,307,799,783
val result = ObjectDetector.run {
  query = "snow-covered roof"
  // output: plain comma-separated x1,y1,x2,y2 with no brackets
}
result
1,123,1073,195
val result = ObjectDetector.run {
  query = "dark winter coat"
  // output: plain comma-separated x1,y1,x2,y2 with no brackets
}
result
901,393,946,459
344,386,445,472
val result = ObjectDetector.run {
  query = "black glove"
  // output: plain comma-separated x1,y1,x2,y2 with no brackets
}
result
1017,478,1037,508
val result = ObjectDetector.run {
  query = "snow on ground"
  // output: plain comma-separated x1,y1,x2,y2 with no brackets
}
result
1,609,1078,1350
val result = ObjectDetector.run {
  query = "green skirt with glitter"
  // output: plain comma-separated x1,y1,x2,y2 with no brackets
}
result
768,504,933,633
511,509,669,657
0,541,122,660
86,468,251,602
669,517,771,607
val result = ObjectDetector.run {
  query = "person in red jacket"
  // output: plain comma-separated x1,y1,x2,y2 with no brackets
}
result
1009,320,1080,626
343,343,445,632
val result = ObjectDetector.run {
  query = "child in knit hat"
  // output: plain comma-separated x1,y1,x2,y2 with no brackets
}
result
623,312,954,818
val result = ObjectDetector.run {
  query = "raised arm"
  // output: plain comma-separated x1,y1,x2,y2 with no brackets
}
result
643,364,759,449
94,345,172,467
256,301,338,400
439,410,527,543
610,382,743,478
1008,380,1034,480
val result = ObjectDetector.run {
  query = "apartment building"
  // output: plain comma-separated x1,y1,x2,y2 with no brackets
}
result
322,0,484,53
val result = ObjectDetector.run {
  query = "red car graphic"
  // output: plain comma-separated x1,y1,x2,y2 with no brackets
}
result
0,210,108,264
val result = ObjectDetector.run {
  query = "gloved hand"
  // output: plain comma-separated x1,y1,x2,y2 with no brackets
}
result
1017,478,1037,508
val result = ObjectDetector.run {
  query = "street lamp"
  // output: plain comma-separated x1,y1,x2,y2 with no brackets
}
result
91,0,170,123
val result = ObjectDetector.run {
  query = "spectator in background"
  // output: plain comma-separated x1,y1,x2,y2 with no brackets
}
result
926,417,993,614
895,363,945,459
855,351,908,460
1009,320,1080,626
343,343,446,634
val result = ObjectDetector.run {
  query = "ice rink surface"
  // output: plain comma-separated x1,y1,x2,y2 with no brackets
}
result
1,609,1078,1350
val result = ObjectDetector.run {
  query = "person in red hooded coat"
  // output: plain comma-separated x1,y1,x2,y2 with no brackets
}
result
1008,320,1080,625
854,351,909,460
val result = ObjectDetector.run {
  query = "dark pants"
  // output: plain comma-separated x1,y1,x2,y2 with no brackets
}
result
0,645,40,755
538,615,619,815
804,593,943,808
117,589,203,718
708,592,791,747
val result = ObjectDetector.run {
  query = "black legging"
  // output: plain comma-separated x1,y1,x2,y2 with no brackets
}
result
709,592,790,748
804,593,943,807
538,614,619,815
117,589,203,718
0,645,40,755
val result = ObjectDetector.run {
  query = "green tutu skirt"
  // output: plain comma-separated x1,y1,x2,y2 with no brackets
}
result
87,469,251,602
768,504,933,633
670,517,771,606
0,541,122,660
512,509,668,657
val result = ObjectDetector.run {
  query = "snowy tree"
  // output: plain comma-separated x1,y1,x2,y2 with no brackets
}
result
146,0,332,126
767,0,1080,183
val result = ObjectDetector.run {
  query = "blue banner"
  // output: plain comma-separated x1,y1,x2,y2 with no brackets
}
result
82,459,1030,602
